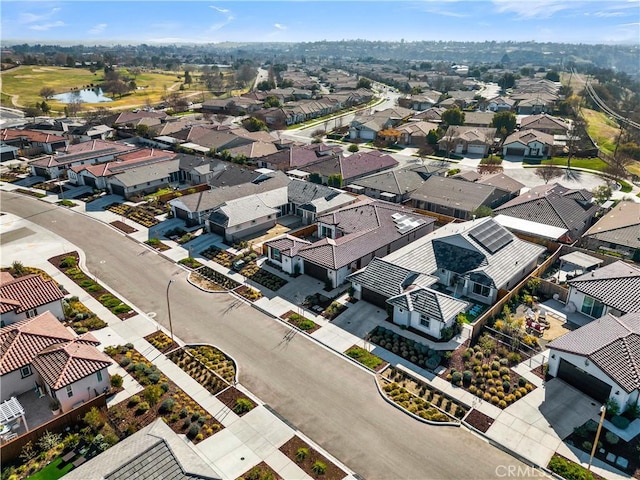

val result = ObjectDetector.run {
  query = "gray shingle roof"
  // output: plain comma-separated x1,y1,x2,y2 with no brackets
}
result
410,176,506,213
110,159,180,188
64,418,221,480
347,258,421,298
583,201,640,250
387,287,468,322
477,173,525,194
549,312,640,393
287,179,342,205
568,261,640,313
348,165,445,195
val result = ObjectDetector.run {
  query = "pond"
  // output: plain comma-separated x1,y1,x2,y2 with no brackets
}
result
53,88,112,103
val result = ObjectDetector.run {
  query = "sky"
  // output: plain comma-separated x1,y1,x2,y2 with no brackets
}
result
1,0,639,45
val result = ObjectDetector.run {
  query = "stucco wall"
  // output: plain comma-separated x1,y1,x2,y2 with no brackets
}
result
0,369,36,402
53,367,110,413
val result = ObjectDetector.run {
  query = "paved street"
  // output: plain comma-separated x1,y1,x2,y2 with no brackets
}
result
0,191,531,479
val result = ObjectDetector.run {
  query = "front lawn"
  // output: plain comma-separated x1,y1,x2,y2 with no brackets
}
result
345,346,386,371
523,157,609,171
25,458,72,480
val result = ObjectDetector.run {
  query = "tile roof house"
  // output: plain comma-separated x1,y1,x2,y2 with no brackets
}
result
519,113,570,135
65,418,222,480
502,129,555,158
0,273,65,326
494,183,597,242
346,164,447,204
408,175,513,220
581,201,640,260
349,107,414,141
565,261,640,319
486,96,516,112
438,126,497,157
348,217,546,308
463,111,495,128
395,121,440,147
547,311,640,406
256,144,340,171
0,311,111,412
302,151,399,185
265,199,436,288
1,128,68,155
286,179,357,224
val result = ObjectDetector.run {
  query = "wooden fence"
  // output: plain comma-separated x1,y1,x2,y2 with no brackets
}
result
155,183,210,204
0,394,107,464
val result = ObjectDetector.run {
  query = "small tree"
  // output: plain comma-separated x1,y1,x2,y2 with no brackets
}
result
309,172,322,184
592,184,612,205
441,106,465,126
356,77,372,89
83,407,106,432
490,111,516,136
11,260,25,276
534,165,563,184
39,86,56,99
471,205,493,218
347,144,359,153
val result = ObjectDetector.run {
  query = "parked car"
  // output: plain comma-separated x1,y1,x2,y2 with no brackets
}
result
232,259,246,272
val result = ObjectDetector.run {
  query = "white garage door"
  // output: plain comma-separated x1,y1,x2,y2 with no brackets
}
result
468,144,486,155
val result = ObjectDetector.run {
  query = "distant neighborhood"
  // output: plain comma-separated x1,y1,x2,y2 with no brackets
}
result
1,40,640,480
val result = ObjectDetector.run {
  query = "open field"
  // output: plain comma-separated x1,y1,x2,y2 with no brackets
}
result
582,108,620,156
0,65,202,112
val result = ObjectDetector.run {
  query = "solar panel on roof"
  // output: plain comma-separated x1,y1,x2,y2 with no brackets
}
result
468,220,513,253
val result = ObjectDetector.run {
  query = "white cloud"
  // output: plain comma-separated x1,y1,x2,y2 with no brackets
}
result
594,11,626,18
19,7,61,25
492,0,569,19
29,21,65,31
208,5,234,32
89,23,107,34
274,23,287,30
210,6,230,14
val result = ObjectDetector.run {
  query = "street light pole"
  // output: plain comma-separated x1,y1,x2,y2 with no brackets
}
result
588,405,607,471
166,279,175,342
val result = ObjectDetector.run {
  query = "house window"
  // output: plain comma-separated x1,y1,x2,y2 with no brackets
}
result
472,283,491,297
66,385,73,398
420,315,430,329
26,308,38,318
581,296,605,318
272,248,281,262
97,370,103,382
20,365,32,378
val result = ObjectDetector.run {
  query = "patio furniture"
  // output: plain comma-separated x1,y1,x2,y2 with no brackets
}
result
3,432,18,441
62,450,76,463
72,456,87,468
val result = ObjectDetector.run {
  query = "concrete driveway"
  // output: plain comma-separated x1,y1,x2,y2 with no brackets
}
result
331,300,387,338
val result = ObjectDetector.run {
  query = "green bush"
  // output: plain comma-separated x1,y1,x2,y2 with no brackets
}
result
112,304,132,314
136,401,150,414
143,385,163,405
451,371,463,385
295,447,309,461
297,319,315,330
604,431,619,445
111,374,123,388
60,256,77,268
462,370,473,383
233,398,254,414
548,454,595,480
79,279,96,288
311,461,327,475
187,423,200,439
159,398,175,414
128,395,141,406
179,407,188,418
611,415,630,429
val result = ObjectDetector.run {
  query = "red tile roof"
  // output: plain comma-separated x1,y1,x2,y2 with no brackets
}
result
1,128,66,145
32,340,111,390
0,274,65,315
0,312,76,375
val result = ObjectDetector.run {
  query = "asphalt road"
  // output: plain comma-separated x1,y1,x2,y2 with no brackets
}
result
1,191,532,480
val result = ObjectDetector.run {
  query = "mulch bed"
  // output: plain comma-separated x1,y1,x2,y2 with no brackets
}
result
110,220,137,234
279,436,346,480
216,386,255,416
234,285,263,301
144,331,180,354
145,241,171,251
237,461,283,480
281,310,321,334
464,408,495,433
530,364,547,380
549,454,608,480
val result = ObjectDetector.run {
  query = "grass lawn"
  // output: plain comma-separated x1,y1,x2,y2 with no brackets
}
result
522,157,609,171
345,346,384,370
582,108,620,156
626,161,640,177
26,458,73,480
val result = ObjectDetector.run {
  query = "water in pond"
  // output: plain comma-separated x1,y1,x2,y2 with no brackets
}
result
53,88,113,103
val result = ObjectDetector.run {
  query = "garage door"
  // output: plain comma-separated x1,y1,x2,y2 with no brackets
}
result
110,184,125,197
468,144,486,155
557,358,611,403
303,260,328,282
361,287,388,308
506,147,525,156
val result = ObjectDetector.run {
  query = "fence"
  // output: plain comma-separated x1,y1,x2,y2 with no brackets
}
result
536,279,568,303
410,208,461,226
0,394,107,464
287,224,317,239
155,183,210,204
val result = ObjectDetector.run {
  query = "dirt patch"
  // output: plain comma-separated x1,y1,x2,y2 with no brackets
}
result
189,272,226,291
279,436,346,480
237,461,283,480
215,386,255,416
464,409,494,433
280,310,321,334
110,220,137,234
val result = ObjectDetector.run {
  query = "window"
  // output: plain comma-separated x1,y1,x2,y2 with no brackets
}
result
472,283,491,297
97,370,103,382
66,385,73,398
272,248,281,262
26,308,38,318
420,314,430,329
581,296,604,318
20,365,32,378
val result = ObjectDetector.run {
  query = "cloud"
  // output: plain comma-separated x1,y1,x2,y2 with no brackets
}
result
492,0,569,19
89,23,107,34
208,4,235,32
19,7,61,25
274,23,287,30
29,21,65,31
210,6,230,14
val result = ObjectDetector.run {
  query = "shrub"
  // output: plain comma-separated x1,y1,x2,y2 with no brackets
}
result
111,374,123,388
610,415,630,429
128,395,141,406
462,370,473,383
112,304,132,314
474,351,484,360
311,461,327,475
347,144,359,153
296,447,309,461
491,396,500,405
507,352,521,365
462,348,473,360
159,398,175,414
490,361,500,371
179,407,188,418
498,400,507,409
483,392,492,401
143,385,163,405
60,256,77,268
187,423,200,439
499,367,510,376
604,432,619,445
451,371,463,385
119,357,131,367
234,398,254,414
136,401,150,414
548,454,595,480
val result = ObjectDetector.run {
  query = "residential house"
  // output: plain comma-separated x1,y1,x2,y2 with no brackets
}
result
565,261,640,319
0,272,65,326
410,107,445,123
348,217,546,308
438,90,477,109
67,124,115,142
398,91,441,111
1,128,68,155
547,311,640,406
256,144,340,172
29,139,137,179
65,419,222,480
104,110,168,129
494,183,597,242
581,201,640,259
519,113,570,135
502,129,554,158
265,199,436,288
395,121,439,147
201,97,262,115
0,311,111,412
349,107,414,141
107,158,181,198
464,112,495,128
303,151,398,186
476,173,525,199
512,95,555,115
287,179,356,224
408,175,512,220
346,165,446,204
169,170,290,225
486,96,515,112
438,126,497,157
